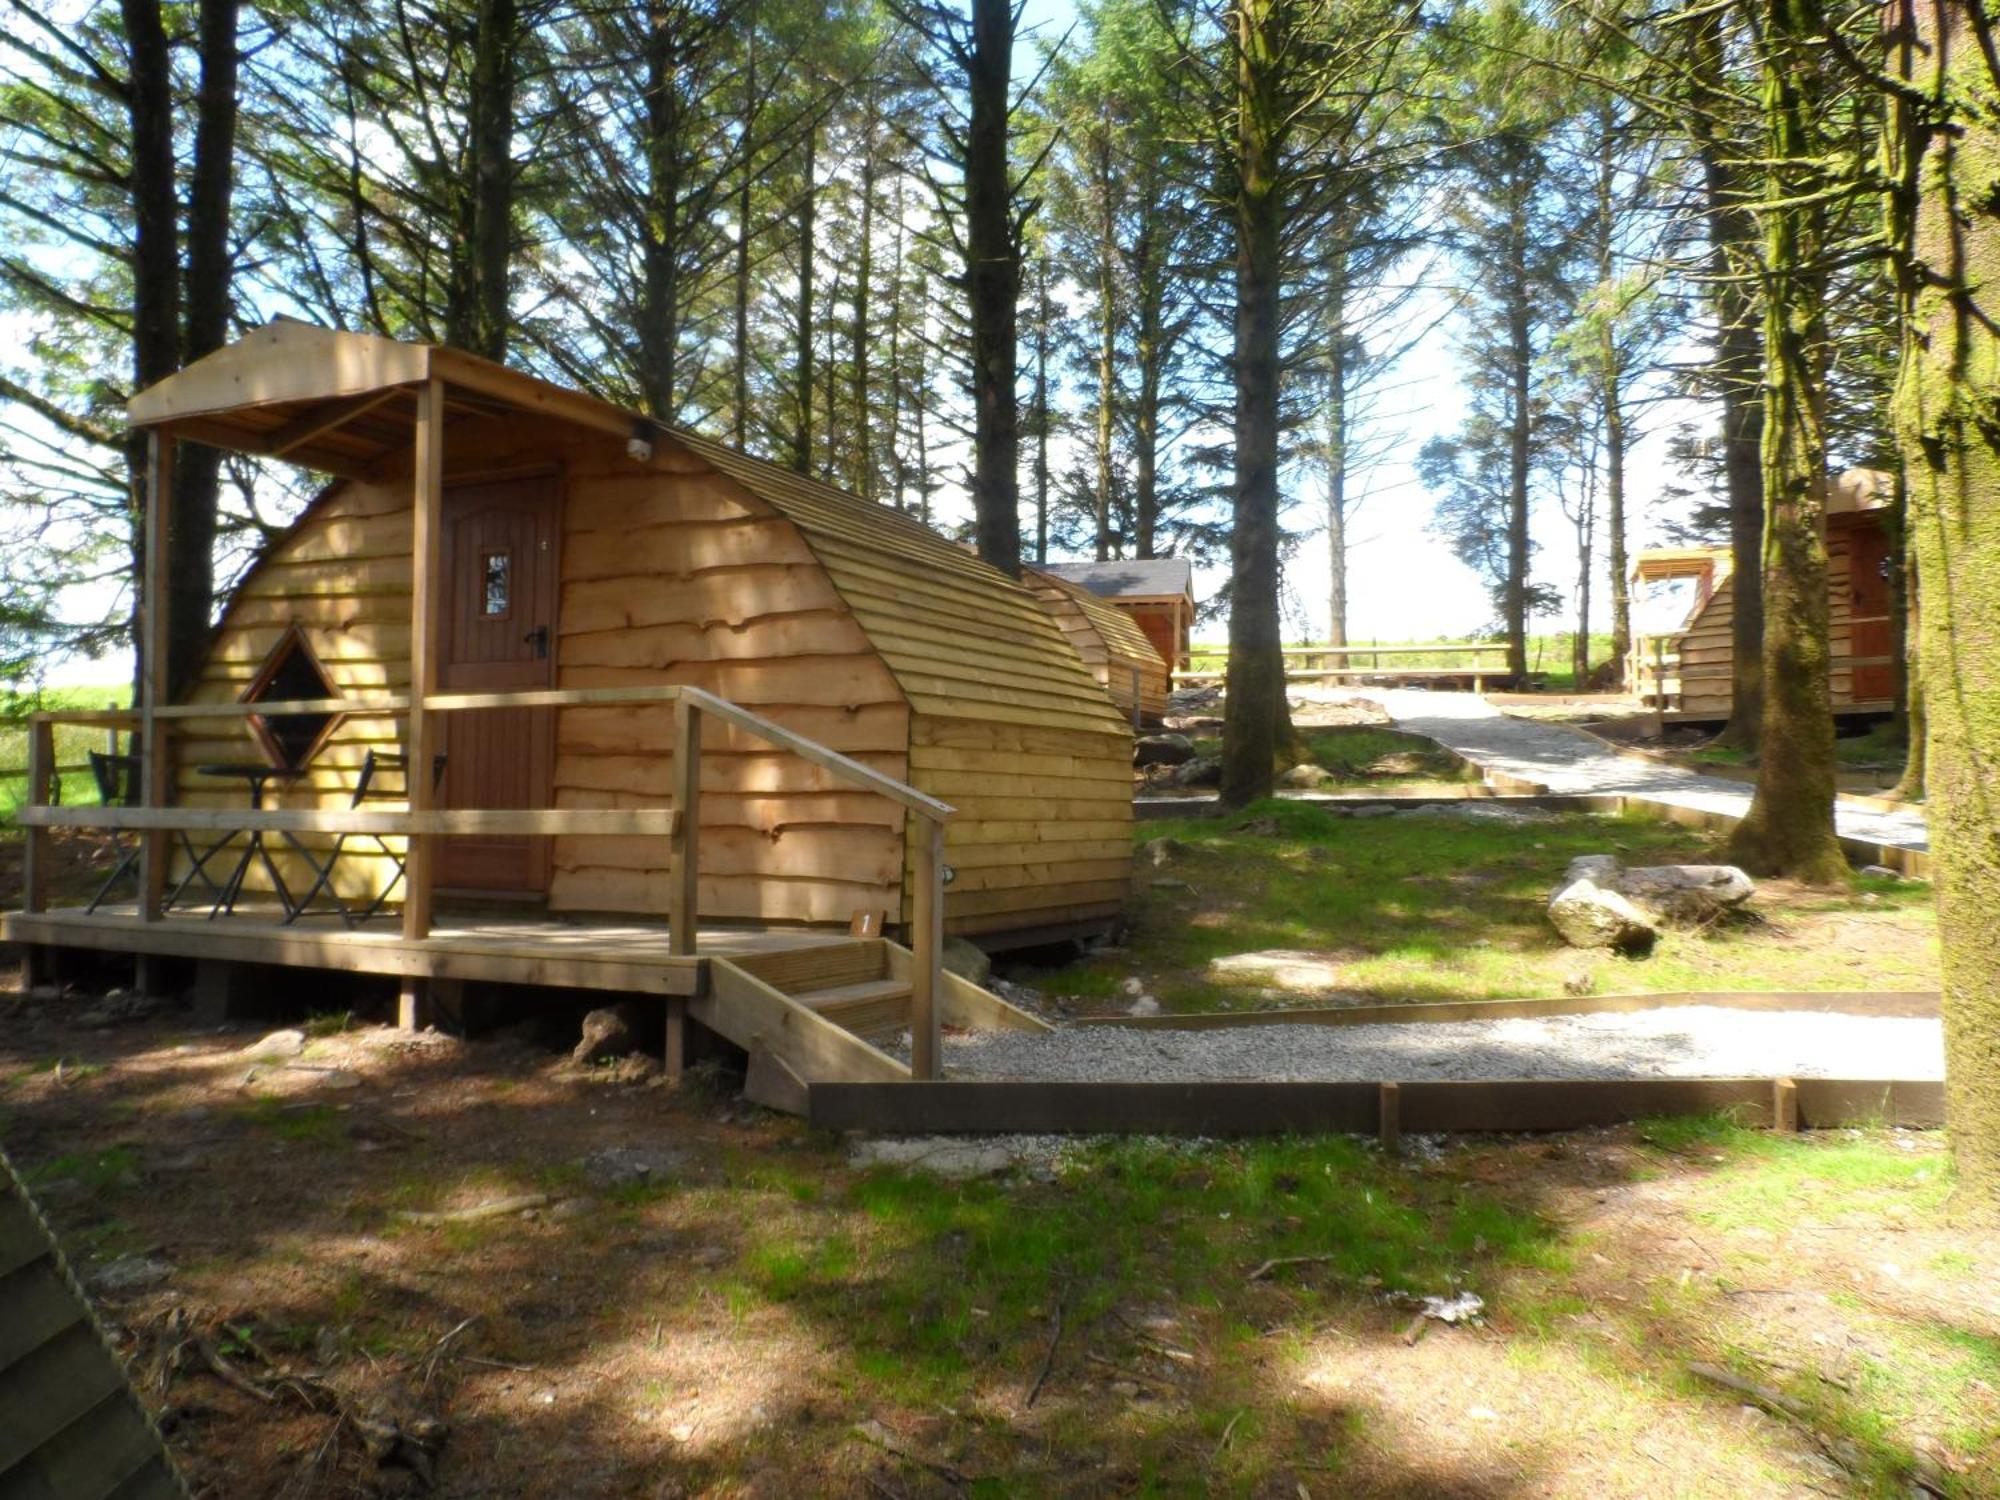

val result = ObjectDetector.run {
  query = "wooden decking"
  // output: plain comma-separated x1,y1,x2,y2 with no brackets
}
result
2,904,850,997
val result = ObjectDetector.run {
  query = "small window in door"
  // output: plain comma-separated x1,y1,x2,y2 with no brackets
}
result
482,551,511,617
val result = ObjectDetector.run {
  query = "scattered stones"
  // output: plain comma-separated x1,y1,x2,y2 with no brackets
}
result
1206,949,1346,991
241,1028,307,1060
1134,733,1197,768
572,1003,647,1065
1562,971,1596,997
846,1135,1067,1180
942,936,992,986
1277,763,1334,789
93,1254,173,1293
1547,878,1658,954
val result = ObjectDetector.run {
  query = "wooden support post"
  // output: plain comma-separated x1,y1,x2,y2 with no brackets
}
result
664,994,687,1079
398,978,427,1032
137,431,174,922
1378,1080,1401,1154
1772,1076,1800,1134
404,378,445,961
669,696,701,957
1652,638,1667,738
909,815,945,1081
22,718,52,914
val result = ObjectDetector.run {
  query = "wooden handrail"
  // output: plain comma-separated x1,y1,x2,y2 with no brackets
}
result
17,805,678,837
678,686,954,822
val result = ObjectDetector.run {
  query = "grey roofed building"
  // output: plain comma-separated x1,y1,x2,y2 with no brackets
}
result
1038,557,1194,600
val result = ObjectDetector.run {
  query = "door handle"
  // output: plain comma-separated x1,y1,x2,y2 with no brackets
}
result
524,624,550,659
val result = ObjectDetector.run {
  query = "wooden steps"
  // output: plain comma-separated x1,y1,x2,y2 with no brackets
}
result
696,937,1055,1113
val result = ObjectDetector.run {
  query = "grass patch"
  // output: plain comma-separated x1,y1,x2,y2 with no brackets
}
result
27,1143,141,1196
1043,804,1937,1012
233,1097,346,1145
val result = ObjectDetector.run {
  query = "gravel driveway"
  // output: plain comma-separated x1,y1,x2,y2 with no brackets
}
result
1361,689,1929,852
945,1007,1943,1082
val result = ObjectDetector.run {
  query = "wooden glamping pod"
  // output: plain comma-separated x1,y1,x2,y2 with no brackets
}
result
1038,558,1195,672
73,322,1135,950
1626,469,1899,719
1023,566,1170,726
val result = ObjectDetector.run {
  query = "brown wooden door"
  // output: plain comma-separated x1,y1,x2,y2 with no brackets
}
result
1846,522,1896,702
436,475,559,895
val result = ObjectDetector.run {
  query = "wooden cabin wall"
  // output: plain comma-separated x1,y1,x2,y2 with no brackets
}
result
551,440,909,924
1663,518,1884,717
173,476,413,900
174,422,910,924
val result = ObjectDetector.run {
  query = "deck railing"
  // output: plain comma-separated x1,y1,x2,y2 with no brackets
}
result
13,683,956,1079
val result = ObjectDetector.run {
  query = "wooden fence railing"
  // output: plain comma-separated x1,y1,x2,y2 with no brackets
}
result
1175,642,1512,690
14,683,956,1078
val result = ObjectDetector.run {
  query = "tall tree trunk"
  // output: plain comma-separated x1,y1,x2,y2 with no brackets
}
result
1727,0,1846,883
731,3,758,449
637,4,684,421
887,188,909,510
166,0,240,698
1594,112,1629,679
1325,243,1350,650
1133,218,1162,560
1894,0,2000,1206
850,100,878,500
1093,131,1117,560
448,0,516,360
1220,0,1294,806
965,0,1021,575
122,0,179,706
1503,197,1532,682
1574,505,1592,686
1032,260,1050,564
1690,10,1767,743
790,123,816,474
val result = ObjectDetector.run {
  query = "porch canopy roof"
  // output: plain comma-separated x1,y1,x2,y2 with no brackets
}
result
126,318,637,478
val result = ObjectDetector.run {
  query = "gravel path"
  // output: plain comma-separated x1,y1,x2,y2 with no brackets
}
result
1360,689,1929,852
946,1007,1943,1082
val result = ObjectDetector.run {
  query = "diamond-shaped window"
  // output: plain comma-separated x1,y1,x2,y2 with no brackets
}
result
243,625,343,771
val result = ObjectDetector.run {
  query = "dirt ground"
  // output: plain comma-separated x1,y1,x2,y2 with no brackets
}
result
4,968,1994,1499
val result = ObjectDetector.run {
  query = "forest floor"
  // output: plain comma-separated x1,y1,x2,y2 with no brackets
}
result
1026,800,1937,1015
2,987,1994,1498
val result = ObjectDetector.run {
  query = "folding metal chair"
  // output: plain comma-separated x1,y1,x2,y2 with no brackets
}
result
288,750,440,926
84,751,223,914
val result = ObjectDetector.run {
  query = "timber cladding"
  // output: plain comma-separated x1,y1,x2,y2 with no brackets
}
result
176,414,1133,944
1022,567,1171,724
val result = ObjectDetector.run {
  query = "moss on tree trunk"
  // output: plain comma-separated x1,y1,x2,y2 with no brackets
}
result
1897,0,2000,1214
1726,0,1848,884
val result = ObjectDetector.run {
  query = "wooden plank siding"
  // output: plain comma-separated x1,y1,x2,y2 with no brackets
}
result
171,413,1130,943
1636,513,1892,717
1023,568,1171,723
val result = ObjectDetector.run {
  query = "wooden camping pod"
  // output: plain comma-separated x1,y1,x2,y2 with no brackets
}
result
167,324,1133,946
1626,470,1900,718
1023,566,1171,725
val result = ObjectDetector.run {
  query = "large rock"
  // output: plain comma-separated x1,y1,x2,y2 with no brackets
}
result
1617,865,1755,924
1277,763,1334,789
573,1002,647,1064
1555,856,1756,927
1547,878,1657,953
1135,733,1197,768
942,936,991,985
1168,755,1222,789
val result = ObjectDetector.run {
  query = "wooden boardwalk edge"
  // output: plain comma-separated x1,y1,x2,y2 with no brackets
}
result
1078,989,1943,1030
808,1077,1945,1136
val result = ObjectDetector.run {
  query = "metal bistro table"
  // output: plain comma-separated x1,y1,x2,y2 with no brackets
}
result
184,764,310,920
